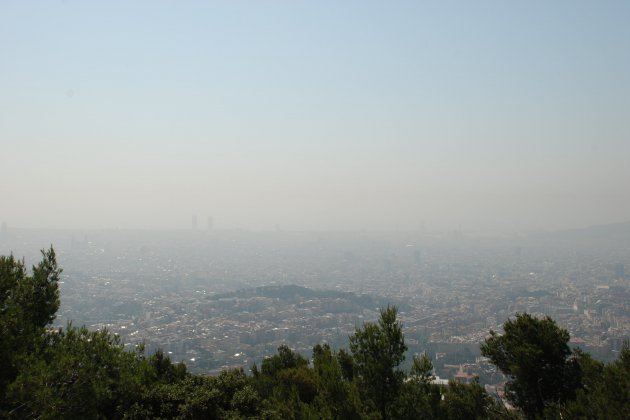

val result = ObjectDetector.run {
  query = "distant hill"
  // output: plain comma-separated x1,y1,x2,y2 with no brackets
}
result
209,284,411,312
535,221,630,247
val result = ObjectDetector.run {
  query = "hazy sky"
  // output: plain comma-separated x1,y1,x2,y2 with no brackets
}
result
1,1,629,232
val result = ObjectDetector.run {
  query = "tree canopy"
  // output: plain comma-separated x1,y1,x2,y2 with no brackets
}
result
349,305,407,419
481,313,582,418
0,248,61,400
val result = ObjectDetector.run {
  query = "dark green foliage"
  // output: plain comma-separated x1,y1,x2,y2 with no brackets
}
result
252,345,319,417
481,313,580,419
143,375,222,419
261,344,309,377
597,341,630,418
392,379,442,419
442,379,498,420
349,305,407,419
0,248,61,411
394,375,503,420
6,324,152,419
253,344,309,402
410,353,435,384
148,349,188,384
277,366,318,404
562,341,630,419
311,343,364,419
336,347,356,381
391,353,440,419
114,366,265,419
230,384,260,417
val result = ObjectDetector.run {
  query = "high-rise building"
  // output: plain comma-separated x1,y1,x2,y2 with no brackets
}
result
207,216,213,231
192,215,198,230
614,263,625,279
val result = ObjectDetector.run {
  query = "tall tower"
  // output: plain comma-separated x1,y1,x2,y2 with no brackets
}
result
615,263,625,279
192,215,198,230
207,216,213,231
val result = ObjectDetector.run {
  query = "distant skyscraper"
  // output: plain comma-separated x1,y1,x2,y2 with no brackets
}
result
414,249,422,265
207,216,213,231
192,215,198,230
615,263,625,279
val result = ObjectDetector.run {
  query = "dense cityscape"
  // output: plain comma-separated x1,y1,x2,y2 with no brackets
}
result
2,222,628,386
